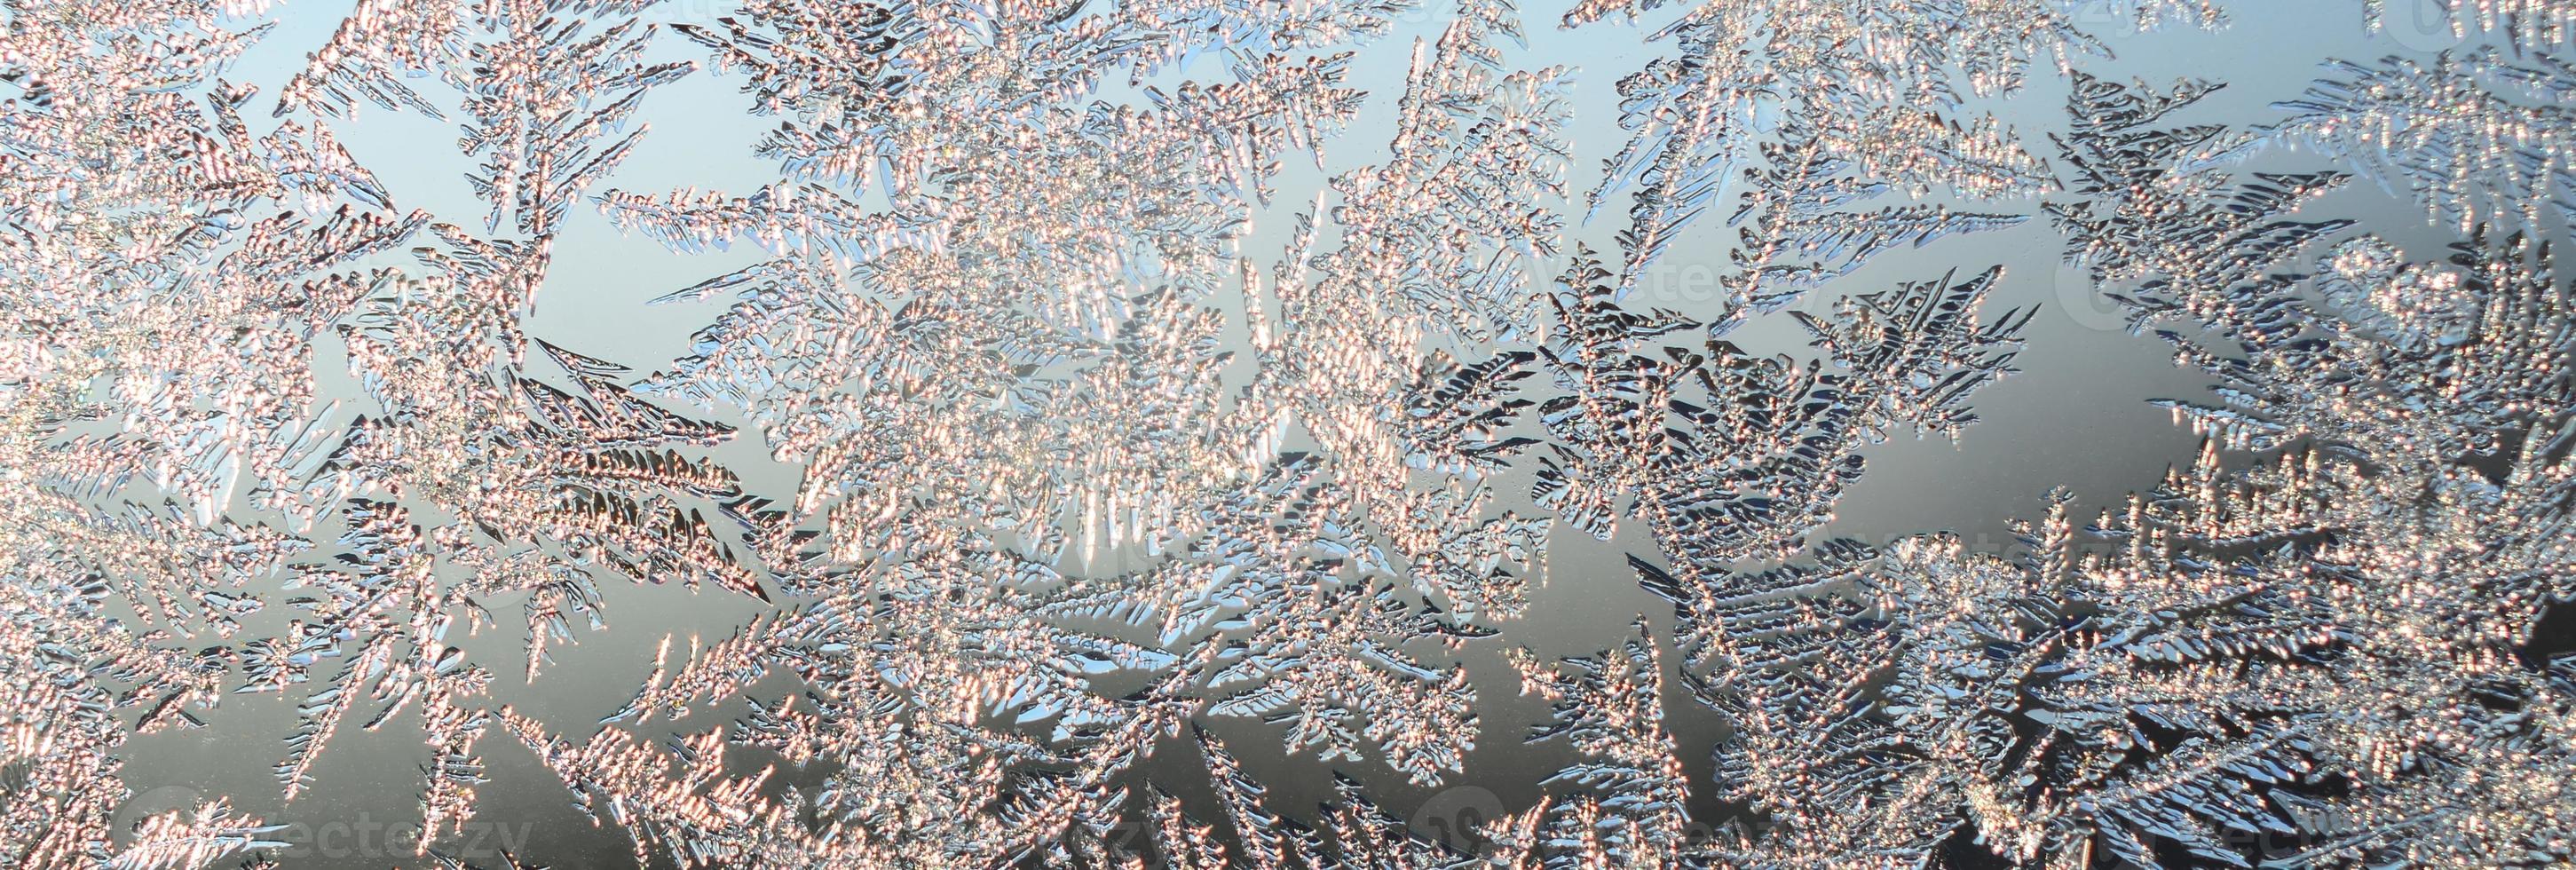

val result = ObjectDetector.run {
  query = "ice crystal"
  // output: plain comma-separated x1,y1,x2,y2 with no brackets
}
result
2261,48,2576,233
2365,0,2576,51
4,0,2574,867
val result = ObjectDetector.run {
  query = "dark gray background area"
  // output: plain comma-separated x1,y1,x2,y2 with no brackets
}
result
101,2,2556,866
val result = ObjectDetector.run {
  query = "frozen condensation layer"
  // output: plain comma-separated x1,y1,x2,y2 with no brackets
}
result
0,0,2570,867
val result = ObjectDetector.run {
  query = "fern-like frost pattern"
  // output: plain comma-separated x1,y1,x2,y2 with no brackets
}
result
1,0,2572,868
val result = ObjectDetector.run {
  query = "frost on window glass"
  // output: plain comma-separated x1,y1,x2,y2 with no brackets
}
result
1,0,2572,867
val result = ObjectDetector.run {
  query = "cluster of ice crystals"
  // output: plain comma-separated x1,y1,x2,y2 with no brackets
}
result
3,0,2573,867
